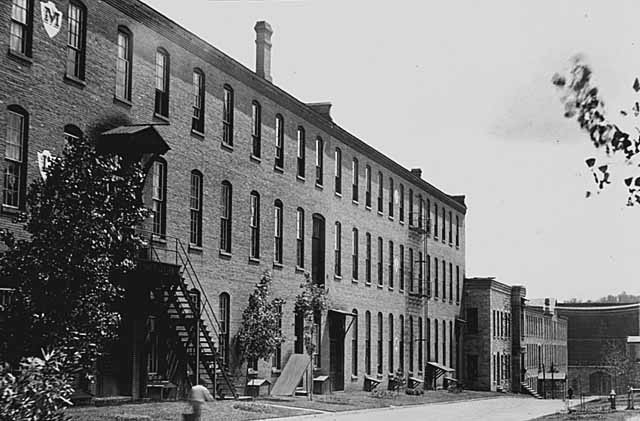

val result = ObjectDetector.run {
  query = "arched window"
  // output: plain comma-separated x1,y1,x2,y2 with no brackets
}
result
273,199,283,264
388,241,394,289
296,208,304,267
399,184,404,222
377,312,383,374
274,114,284,169
315,137,323,185
351,228,358,280
418,317,423,372
192,69,205,133
4,105,28,209
190,170,203,246
63,124,82,143
334,221,341,277
10,0,34,57
297,126,305,178
151,158,166,236
154,48,170,117
249,191,260,259
220,181,232,253
66,1,87,80
365,233,371,283
222,84,234,146
251,101,261,157
399,245,404,291
377,236,383,286
219,292,230,366
365,311,371,375
334,148,342,194
351,157,358,202
388,314,394,373
116,27,133,101
365,165,371,207
399,315,405,372
377,171,383,212
388,177,394,217
409,316,414,372
352,309,358,376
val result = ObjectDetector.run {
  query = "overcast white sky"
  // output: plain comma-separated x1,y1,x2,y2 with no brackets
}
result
145,0,640,301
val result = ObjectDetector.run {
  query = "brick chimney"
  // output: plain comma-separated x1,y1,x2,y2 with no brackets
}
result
254,21,273,82
410,168,422,178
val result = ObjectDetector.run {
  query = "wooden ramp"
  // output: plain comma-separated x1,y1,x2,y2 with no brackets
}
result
270,354,310,396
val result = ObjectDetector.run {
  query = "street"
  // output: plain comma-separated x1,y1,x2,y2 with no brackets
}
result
269,397,569,421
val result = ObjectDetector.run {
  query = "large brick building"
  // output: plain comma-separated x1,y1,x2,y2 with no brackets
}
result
0,0,466,399
556,302,640,395
463,278,567,398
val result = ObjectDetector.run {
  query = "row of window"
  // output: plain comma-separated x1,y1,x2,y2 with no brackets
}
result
356,312,456,376
492,352,511,385
524,343,567,371
10,0,86,81
524,314,567,341
492,310,511,339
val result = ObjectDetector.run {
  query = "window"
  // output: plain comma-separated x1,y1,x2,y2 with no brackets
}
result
192,70,205,133
377,236,383,286
427,318,431,362
273,303,283,369
388,241,394,289
377,312,383,374
388,314,394,373
409,316,414,372
66,1,86,80
377,172,383,212
154,49,170,117
275,114,284,168
219,292,230,366
352,158,358,202
334,222,341,276
399,245,405,291
408,248,414,292
450,321,454,371
147,316,159,374
442,259,446,300
10,0,33,57
448,211,453,244
427,199,431,233
399,184,404,223
441,206,446,239
190,171,203,246
352,228,359,280
399,315,405,372
449,262,453,301
426,255,431,297
442,320,446,366
315,137,323,185
418,196,424,230
466,308,478,334
418,317,423,371
115,28,132,101
296,208,304,267
434,203,438,238
297,126,305,178
434,318,438,362
274,200,283,264
251,101,261,157
365,311,371,375
456,215,460,247
220,181,232,253
388,178,394,217
250,192,260,259
150,160,166,236
4,107,27,209
418,251,424,296
409,189,414,225
222,85,234,146
365,233,371,283
365,165,372,208
314,312,321,367
334,148,342,194
434,258,439,297
352,310,358,376
63,124,82,143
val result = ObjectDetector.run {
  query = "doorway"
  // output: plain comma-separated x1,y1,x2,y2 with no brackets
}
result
329,312,345,391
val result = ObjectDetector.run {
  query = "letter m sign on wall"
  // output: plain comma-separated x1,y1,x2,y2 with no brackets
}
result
41,1,62,38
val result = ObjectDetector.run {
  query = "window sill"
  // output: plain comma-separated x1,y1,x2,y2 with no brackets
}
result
449,242,453,247
295,265,305,273
399,220,405,225
248,257,260,265
151,234,167,245
352,200,359,206
456,245,460,250
377,210,384,217
365,281,372,287
153,113,170,123
113,96,132,108
271,368,282,375
274,165,284,174
365,205,372,211
377,284,383,289
221,142,234,152
63,74,86,89
351,375,358,382
250,155,262,163
188,243,203,253
399,289,404,294
273,261,284,269
351,278,358,284
376,373,383,380
388,286,394,292
334,274,342,281
296,175,305,182
335,191,342,198
7,49,33,66
315,182,323,190
219,250,232,259
1,204,24,218
191,129,205,140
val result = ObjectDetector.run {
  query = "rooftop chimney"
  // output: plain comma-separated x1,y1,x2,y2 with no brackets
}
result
307,102,333,121
254,21,273,82
411,168,422,178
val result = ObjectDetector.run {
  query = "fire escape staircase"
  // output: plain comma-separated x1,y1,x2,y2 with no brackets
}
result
521,382,543,399
140,231,239,400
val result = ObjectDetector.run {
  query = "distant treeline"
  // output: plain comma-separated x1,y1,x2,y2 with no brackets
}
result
564,291,640,304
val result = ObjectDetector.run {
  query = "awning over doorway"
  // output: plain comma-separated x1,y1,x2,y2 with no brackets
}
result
98,124,170,155
426,362,455,372
538,372,566,380
329,308,357,317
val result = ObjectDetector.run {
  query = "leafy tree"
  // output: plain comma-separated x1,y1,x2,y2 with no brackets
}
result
602,339,639,391
0,128,148,375
553,57,640,205
237,272,285,380
293,273,327,400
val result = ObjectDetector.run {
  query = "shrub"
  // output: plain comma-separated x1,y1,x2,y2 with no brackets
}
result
0,349,75,421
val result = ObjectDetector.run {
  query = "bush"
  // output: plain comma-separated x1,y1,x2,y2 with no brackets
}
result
0,349,75,421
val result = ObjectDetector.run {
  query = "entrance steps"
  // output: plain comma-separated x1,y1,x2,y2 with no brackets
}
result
521,382,543,399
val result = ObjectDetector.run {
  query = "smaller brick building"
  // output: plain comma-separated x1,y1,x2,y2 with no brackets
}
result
462,277,567,398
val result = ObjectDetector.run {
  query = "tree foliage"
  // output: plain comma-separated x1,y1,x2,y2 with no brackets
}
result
0,131,148,373
0,348,76,421
237,271,285,365
602,339,639,389
294,274,328,358
553,58,640,205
